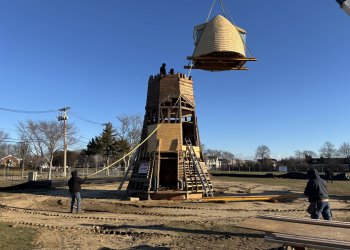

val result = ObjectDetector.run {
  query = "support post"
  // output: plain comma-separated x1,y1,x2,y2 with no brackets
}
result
57,107,70,177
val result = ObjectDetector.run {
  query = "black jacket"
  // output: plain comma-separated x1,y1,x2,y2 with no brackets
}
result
68,171,84,193
304,169,329,202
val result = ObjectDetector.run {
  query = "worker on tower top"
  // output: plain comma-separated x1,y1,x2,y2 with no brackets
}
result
160,63,166,75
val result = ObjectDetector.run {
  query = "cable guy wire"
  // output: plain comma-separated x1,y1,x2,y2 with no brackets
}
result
70,112,104,126
0,107,59,114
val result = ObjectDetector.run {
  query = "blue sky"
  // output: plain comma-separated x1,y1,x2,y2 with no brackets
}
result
0,0,349,159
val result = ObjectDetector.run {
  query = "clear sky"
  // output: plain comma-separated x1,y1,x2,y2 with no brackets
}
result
0,0,349,159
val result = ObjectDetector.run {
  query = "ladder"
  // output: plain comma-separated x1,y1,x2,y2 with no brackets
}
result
147,152,156,191
184,138,214,197
183,152,202,192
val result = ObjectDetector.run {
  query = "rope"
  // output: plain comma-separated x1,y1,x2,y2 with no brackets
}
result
206,0,217,22
218,0,227,18
187,64,193,78
86,95,182,177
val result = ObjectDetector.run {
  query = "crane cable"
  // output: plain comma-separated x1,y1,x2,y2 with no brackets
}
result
86,95,182,177
188,0,219,77
219,0,255,59
206,0,227,22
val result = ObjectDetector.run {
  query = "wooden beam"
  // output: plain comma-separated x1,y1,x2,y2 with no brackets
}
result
237,217,350,242
187,56,257,61
266,233,350,250
189,61,247,65
259,215,350,228
156,139,161,190
184,66,248,70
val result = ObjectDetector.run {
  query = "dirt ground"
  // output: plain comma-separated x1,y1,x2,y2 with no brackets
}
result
1,177,350,250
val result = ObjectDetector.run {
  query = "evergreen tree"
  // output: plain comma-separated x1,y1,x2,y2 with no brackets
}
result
86,123,131,167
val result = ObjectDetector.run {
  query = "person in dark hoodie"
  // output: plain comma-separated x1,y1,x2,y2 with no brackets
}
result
304,169,332,220
68,170,84,213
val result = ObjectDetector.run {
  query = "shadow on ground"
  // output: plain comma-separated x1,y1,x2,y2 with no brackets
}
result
82,223,264,239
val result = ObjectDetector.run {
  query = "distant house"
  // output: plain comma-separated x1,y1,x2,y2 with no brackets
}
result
0,155,22,167
205,156,221,170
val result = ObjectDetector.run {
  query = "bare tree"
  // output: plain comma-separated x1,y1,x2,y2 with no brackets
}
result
115,114,142,167
338,142,350,158
17,120,77,180
0,130,9,144
0,130,9,157
319,141,337,159
295,150,317,161
293,149,317,169
255,145,271,161
294,150,303,160
302,150,317,159
220,151,235,171
338,143,350,169
115,114,142,147
15,141,31,177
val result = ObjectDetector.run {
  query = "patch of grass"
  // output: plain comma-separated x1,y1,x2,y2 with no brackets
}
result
0,222,37,250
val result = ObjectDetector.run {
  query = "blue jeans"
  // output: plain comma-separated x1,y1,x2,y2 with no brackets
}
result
310,201,332,220
70,192,81,212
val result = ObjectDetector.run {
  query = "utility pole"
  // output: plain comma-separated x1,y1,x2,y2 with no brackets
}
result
57,107,70,177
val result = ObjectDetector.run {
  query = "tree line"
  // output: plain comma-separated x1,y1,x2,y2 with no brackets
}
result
0,114,142,180
203,142,350,172
1,113,350,178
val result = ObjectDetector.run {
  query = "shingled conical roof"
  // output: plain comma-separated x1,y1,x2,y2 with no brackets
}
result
193,15,246,58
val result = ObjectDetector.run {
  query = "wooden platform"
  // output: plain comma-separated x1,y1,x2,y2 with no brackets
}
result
237,215,350,249
149,190,203,200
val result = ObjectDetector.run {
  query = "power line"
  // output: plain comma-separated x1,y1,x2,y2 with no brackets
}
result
70,111,104,126
0,127,18,132
0,107,59,114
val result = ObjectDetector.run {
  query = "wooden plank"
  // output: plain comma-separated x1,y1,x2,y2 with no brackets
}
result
273,233,350,245
266,237,346,250
184,65,248,70
259,215,350,228
266,233,350,250
237,217,350,242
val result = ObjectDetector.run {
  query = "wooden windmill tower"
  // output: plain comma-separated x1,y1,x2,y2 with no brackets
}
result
126,70,213,200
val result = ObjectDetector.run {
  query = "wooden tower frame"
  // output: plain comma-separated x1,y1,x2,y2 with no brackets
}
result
126,71,213,200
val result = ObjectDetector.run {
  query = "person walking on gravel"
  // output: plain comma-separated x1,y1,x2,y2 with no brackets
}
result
68,170,84,213
304,169,332,220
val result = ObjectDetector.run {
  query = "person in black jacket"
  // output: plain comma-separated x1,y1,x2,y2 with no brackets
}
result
304,169,332,220
68,170,84,213
160,63,166,75
325,168,333,183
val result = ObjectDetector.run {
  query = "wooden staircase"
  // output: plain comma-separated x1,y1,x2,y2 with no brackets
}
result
126,153,156,191
184,139,214,197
